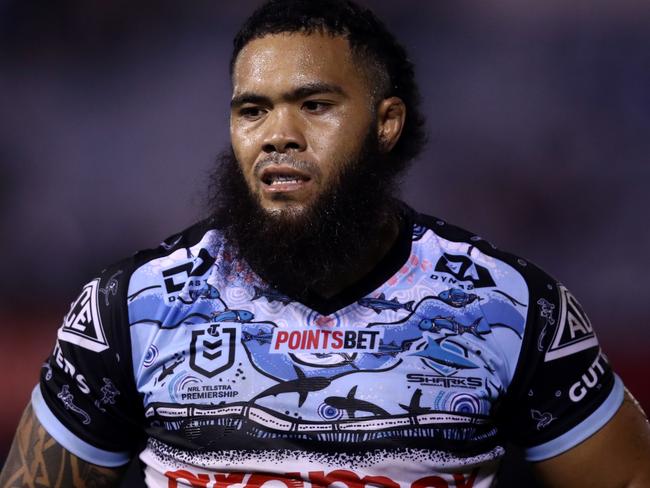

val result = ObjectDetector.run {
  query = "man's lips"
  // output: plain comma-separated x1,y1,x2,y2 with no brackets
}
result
259,165,313,193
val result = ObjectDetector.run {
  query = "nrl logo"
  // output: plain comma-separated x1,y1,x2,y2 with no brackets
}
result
58,279,109,352
189,324,238,378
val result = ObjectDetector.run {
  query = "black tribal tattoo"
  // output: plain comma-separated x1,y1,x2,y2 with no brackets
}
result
0,405,127,488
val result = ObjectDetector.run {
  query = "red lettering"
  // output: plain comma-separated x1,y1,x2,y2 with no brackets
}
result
331,331,343,349
309,471,402,488
245,472,303,488
411,476,448,488
362,476,400,488
321,330,332,348
165,466,474,488
288,332,301,350
309,470,364,488
166,469,210,488
305,330,320,349
274,331,288,349
215,473,246,488
452,469,478,488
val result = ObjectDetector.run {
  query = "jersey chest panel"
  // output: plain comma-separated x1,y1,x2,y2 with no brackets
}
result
128,229,527,452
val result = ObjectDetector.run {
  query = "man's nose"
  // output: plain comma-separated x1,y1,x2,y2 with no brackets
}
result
262,108,306,154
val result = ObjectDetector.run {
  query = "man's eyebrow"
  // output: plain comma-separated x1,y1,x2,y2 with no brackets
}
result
284,82,345,102
230,93,271,109
230,82,345,109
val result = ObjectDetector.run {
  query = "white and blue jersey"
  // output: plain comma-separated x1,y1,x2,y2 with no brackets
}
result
33,206,623,487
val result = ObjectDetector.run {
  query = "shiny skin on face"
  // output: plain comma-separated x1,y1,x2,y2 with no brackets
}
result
230,33,377,215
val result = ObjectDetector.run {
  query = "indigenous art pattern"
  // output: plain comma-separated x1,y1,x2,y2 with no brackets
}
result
33,210,623,488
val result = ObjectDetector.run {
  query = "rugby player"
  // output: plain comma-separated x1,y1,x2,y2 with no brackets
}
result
1,1,649,487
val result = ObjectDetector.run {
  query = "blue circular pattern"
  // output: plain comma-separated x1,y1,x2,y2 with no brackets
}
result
450,393,481,415
143,345,159,368
318,402,343,421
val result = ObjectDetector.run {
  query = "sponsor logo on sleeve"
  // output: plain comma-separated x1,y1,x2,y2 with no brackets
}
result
432,253,496,289
161,248,216,302
58,279,109,353
52,342,90,393
544,286,598,362
569,350,607,402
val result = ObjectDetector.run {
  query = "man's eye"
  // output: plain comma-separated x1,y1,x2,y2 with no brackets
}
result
240,107,264,119
302,100,330,113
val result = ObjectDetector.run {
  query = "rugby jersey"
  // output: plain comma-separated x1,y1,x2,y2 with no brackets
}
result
34,206,623,487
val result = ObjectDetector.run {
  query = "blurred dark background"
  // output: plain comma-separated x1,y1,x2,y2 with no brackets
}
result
1,0,648,485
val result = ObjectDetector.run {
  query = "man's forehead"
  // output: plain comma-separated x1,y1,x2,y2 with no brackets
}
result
232,32,355,88
235,31,353,60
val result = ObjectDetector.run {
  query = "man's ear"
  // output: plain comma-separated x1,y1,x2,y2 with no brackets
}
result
376,97,406,153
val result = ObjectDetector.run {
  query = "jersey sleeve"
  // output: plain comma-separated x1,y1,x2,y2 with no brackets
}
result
32,262,143,467
497,279,624,461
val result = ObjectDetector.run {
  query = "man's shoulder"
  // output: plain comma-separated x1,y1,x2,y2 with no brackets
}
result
132,219,222,267
103,219,222,279
84,219,225,314
409,208,556,292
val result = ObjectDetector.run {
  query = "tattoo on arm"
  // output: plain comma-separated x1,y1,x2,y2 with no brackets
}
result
0,404,127,488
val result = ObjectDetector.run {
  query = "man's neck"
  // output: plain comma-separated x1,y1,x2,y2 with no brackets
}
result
310,214,400,299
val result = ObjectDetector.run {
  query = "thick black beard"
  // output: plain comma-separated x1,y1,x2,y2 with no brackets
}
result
208,133,404,300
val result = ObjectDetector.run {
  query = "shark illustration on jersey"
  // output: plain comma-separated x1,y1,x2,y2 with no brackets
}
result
418,316,489,338
399,388,432,415
236,291,524,383
157,353,184,383
129,304,255,331
371,339,419,358
252,286,293,306
412,337,479,369
254,365,332,407
358,293,414,314
324,386,390,419
113,219,561,463
242,329,275,345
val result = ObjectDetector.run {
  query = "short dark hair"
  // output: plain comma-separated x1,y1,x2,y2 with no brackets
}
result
231,0,426,167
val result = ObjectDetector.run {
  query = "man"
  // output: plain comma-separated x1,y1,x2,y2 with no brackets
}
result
1,0,649,486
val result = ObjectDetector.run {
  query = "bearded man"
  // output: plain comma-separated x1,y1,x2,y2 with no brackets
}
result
2,1,649,487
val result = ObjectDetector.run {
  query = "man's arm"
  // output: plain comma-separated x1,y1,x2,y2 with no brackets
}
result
0,404,127,488
534,389,650,488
